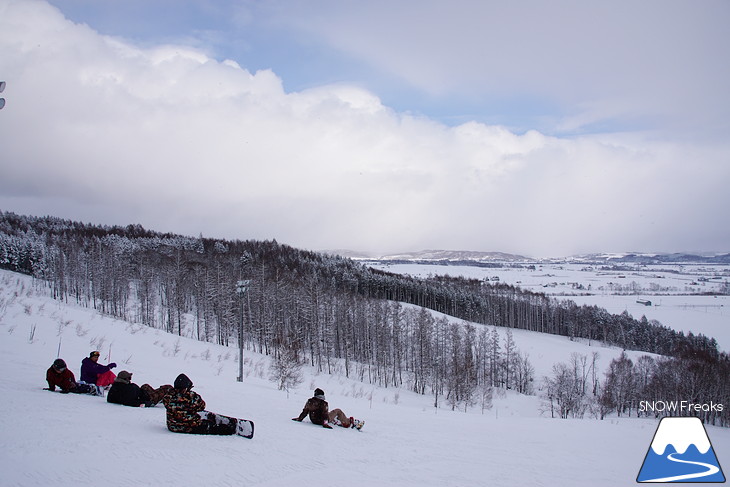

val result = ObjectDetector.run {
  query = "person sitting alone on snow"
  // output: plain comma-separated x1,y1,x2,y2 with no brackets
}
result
107,370,173,408
45,358,97,395
80,350,116,388
292,388,364,430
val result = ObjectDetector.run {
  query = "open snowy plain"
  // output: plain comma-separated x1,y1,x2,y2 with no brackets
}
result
369,262,730,352
1,268,727,486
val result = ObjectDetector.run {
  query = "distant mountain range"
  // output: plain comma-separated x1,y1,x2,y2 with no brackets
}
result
564,252,730,265
325,249,730,265
325,249,531,263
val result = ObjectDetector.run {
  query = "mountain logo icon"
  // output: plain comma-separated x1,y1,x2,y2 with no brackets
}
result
637,416,726,483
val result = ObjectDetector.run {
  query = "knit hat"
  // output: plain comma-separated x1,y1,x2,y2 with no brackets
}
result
314,388,325,397
174,373,193,390
52,359,67,372
89,351,100,358
117,370,133,382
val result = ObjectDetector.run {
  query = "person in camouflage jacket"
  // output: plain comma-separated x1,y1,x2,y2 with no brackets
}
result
163,374,206,433
163,373,244,436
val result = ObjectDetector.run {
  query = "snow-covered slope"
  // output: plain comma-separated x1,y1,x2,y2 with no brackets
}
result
1,269,727,486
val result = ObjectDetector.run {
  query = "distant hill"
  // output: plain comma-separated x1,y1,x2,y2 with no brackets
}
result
567,252,730,265
328,249,730,265
327,249,531,263
380,249,531,262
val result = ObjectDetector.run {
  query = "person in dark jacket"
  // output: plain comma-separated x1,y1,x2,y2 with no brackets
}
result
45,359,97,395
80,351,117,386
107,370,173,407
292,388,364,430
163,373,251,436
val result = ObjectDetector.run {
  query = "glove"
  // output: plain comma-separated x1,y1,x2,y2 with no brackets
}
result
108,362,117,369
292,418,302,422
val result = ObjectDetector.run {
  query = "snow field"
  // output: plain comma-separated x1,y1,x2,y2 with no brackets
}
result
0,269,728,486
372,263,730,351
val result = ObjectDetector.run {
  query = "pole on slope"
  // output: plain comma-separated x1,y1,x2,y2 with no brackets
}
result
236,279,250,382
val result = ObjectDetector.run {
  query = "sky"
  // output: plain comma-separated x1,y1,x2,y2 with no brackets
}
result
0,0,728,258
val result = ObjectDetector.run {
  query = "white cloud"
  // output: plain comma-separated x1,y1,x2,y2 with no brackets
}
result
274,0,730,137
0,0,728,257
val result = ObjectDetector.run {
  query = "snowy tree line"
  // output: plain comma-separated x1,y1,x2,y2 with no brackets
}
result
541,349,730,426
0,212,534,409
1,211,726,417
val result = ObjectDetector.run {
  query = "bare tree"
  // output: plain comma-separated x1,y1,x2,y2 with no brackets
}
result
601,352,637,417
269,347,303,396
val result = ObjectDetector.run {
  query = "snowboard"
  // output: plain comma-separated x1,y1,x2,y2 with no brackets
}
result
201,411,254,439
43,385,99,396
332,416,365,431
236,418,254,439
295,418,364,431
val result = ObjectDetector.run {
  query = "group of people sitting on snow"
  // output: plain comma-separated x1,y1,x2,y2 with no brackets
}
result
45,353,363,437
45,351,171,407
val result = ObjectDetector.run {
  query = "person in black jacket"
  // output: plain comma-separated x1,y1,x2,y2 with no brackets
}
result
107,370,172,407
